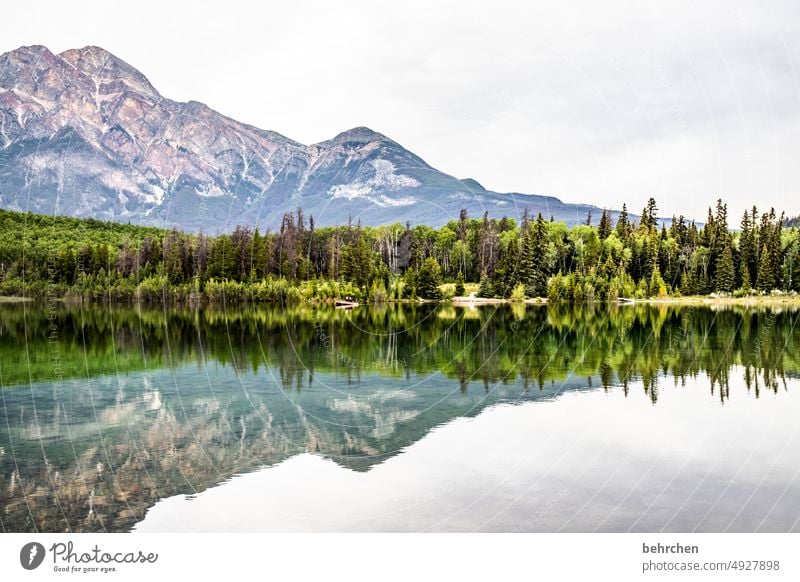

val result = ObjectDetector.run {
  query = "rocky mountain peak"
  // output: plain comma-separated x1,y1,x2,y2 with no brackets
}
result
2,44,58,66
59,45,160,99
0,45,72,98
325,126,389,145
0,44,609,231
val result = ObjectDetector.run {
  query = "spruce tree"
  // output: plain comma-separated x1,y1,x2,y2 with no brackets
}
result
770,211,785,289
704,199,728,285
477,272,494,298
417,257,442,299
518,221,535,292
738,210,755,289
493,236,519,297
454,271,465,296
615,204,630,241
528,213,549,297
756,243,774,291
715,244,735,293
679,269,695,296
251,228,265,278
640,197,658,232
739,262,752,294
208,235,236,280
598,209,612,240
648,266,667,297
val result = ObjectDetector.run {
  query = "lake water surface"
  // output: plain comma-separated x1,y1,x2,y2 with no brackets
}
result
1,302,799,532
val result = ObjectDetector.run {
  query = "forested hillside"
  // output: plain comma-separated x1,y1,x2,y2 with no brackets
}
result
0,198,798,303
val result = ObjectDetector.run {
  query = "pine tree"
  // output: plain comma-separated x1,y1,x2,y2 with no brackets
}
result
640,197,658,232
341,237,374,288
251,228,265,278
715,243,735,293
615,204,630,241
162,229,185,284
788,238,800,292
756,243,774,292
714,199,728,237
739,262,752,295
477,272,494,298
454,271,465,296
598,209,612,240
738,210,755,289
208,235,236,279
417,257,442,299
527,213,550,297
517,221,535,291
770,211,785,289
458,208,469,242
648,266,667,297
493,236,519,297
680,269,695,296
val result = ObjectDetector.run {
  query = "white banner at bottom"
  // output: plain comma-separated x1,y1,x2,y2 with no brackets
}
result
0,533,797,581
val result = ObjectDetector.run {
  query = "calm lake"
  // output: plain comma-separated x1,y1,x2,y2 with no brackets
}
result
1,302,799,532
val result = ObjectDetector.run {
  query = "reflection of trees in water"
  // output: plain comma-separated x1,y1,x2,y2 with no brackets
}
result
1,303,798,400
1,303,798,532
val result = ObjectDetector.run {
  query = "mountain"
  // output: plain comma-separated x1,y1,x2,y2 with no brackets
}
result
1,45,614,231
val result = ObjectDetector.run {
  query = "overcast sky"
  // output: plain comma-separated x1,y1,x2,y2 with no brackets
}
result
3,0,799,221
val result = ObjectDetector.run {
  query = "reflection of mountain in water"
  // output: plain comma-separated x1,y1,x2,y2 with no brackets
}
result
0,364,595,532
1,302,798,532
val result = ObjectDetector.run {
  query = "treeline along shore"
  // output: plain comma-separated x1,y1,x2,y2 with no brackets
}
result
1,198,799,304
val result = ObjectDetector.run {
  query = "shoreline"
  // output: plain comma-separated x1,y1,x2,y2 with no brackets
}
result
451,296,547,305
629,295,800,306
1,293,799,308
450,294,800,307
0,296,33,303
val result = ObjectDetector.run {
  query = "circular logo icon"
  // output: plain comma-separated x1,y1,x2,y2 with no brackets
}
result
20,542,46,570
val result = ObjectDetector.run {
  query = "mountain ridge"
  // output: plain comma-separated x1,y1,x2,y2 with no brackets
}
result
0,44,619,231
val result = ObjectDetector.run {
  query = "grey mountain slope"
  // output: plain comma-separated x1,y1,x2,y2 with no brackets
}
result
1,45,622,231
